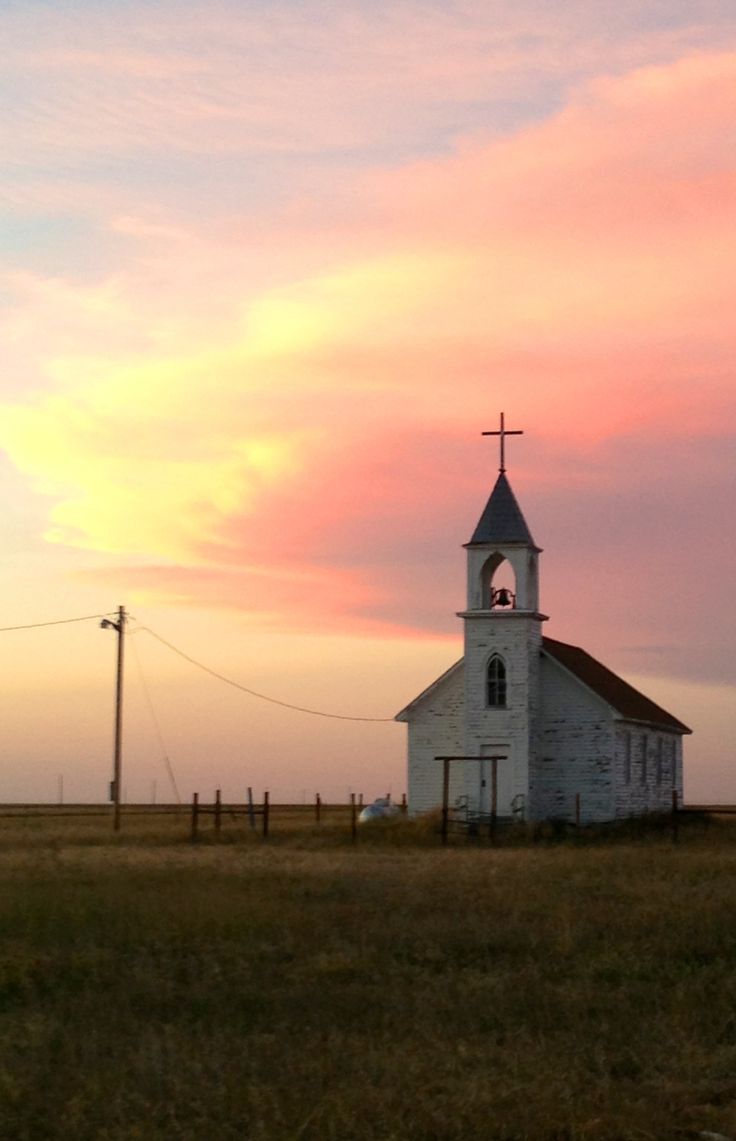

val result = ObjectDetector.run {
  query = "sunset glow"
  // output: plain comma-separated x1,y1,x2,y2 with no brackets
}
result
1,2,734,804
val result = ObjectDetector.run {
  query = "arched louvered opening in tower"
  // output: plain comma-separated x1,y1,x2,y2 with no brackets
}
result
480,552,516,609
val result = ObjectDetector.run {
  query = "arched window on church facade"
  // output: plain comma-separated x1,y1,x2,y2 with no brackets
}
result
486,655,507,708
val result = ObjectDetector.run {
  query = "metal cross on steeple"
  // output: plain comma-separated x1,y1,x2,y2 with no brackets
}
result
482,412,523,473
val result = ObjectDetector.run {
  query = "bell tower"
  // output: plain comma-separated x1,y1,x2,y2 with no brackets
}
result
457,415,547,818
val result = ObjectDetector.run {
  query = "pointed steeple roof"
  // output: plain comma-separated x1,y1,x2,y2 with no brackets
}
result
467,471,536,546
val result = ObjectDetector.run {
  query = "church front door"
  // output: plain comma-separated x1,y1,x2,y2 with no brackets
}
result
478,743,513,817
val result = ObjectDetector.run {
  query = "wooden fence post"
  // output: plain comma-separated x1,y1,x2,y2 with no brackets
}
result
315,793,321,824
214,788,222,837
350,792,357,843
191,792,199,843
262,791,270,839
401,792,408,814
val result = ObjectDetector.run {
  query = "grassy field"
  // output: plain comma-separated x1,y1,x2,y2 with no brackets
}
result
0,812,735,1140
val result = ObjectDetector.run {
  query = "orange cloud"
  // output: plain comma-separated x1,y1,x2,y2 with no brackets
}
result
1,49,735,648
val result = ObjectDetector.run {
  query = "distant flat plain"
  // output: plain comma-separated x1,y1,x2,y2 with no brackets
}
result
0,809,734,1140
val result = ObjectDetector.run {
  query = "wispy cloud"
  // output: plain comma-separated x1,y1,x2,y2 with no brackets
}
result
4,2,734,183
1,40,735,677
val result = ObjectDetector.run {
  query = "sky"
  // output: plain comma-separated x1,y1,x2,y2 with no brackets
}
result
0,0,734,805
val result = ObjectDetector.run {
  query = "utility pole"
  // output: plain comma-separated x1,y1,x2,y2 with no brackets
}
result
101,605,126,830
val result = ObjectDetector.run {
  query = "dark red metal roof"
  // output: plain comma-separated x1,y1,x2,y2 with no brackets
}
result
543,636,691,734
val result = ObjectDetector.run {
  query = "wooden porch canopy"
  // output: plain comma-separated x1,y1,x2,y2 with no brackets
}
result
434,754,507,845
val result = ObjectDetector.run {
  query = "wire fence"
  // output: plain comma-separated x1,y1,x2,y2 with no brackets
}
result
0,793,410,844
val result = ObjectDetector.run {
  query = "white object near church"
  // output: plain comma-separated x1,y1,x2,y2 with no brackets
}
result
358,797,400,823
395,415,691,824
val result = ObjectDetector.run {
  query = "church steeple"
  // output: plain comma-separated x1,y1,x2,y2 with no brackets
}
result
458,415,545,821
467,471,536,547
462,416,542,615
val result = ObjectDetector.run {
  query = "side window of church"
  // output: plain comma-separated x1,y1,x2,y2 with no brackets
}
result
486,656,507,707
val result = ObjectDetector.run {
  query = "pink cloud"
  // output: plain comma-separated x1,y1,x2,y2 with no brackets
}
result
4,3,734,175
2,47,735,688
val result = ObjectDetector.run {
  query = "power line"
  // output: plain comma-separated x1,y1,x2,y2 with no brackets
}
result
0,612,112,633
0,608,397,722
135,625,397,723
129,634,182,804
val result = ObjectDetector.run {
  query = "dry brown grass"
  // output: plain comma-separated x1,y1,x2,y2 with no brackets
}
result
0,811,734,1138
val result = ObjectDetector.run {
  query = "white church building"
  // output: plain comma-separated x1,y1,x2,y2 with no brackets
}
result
396,417,690,824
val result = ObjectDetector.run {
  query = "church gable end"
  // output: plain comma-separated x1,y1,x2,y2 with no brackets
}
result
397,661,465,815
